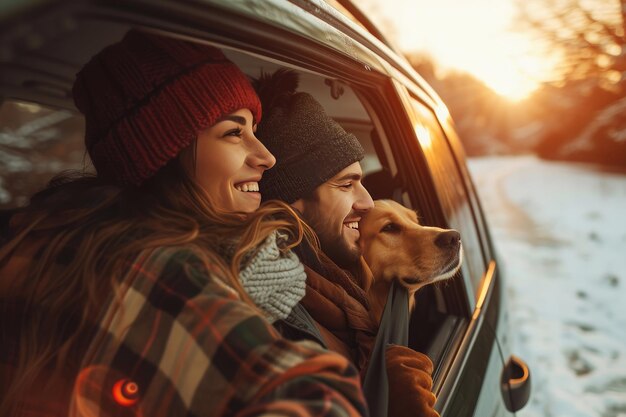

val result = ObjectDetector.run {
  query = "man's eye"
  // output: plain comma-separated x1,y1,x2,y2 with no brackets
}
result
340,183,353,189
381,223,400,233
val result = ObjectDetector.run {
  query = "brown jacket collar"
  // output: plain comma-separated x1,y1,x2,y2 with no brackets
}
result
299,251,377,372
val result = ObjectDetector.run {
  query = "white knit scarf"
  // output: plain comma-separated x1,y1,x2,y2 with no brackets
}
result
239,231,306,323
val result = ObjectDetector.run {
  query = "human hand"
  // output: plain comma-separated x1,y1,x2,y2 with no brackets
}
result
385,344,440,417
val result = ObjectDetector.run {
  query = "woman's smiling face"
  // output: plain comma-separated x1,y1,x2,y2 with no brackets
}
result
188,108,276,213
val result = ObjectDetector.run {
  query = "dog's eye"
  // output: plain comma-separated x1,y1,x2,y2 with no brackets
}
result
381,223,400,233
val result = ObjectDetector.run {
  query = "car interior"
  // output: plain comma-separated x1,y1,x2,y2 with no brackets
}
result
1,22,466,384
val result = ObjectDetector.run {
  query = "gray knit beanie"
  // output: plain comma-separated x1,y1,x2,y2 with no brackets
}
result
255,70,364,204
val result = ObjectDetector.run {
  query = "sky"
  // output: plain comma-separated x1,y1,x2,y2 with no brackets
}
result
357,0,562,100
469,155,626,416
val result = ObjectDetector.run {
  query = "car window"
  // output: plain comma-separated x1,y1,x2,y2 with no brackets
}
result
0,99,88,209
405,95,488,302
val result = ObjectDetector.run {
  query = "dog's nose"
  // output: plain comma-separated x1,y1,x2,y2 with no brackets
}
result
435,230,461,249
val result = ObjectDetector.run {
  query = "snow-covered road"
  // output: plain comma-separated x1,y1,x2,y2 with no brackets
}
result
468,156,626,417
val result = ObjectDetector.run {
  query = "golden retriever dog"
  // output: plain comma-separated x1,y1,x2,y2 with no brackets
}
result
359,200,463,323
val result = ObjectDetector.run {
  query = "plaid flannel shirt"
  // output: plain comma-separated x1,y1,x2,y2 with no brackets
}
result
69,245,368,417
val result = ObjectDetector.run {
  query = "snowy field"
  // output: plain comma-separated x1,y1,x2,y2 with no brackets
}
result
468,155,626,417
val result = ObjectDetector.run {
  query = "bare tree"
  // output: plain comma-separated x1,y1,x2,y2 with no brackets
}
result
513,0,626,167
516,0,625,92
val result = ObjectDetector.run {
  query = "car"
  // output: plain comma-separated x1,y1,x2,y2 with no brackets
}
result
0,1,531,415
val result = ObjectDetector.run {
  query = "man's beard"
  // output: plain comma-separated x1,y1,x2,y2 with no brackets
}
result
300,202,361,269
319,233,361,269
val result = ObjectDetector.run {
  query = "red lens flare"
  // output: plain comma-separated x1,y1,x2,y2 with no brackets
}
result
74,366,144,416
112,379,139,407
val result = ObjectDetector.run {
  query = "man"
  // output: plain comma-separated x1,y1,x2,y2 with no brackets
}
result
255,70,439,417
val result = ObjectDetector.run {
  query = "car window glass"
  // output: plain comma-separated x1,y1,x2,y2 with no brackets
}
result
0,99,88,209
407,96,487,301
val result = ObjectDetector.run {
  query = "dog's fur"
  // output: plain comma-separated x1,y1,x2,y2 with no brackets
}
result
359,200,463,324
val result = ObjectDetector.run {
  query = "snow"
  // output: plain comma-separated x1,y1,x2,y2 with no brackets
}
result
468,155,626,417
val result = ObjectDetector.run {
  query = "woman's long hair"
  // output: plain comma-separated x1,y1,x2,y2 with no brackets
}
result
0,155,317,415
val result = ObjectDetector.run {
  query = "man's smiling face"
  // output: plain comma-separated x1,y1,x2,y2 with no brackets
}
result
292,162,374,269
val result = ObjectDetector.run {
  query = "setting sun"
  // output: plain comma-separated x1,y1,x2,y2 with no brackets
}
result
358,0,560,101
447,36,559,101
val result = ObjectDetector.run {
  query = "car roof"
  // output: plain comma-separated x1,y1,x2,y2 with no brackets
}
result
0,0,444,111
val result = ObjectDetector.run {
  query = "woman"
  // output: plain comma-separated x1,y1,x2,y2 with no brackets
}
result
0,30,367,417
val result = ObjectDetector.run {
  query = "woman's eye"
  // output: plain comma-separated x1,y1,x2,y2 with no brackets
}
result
224,128,243,138
381,223,400,233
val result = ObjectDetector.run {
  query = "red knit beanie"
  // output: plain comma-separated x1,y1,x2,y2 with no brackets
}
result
72,30,261,186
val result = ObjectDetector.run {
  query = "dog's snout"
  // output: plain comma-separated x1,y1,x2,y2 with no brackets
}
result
435,230,461,249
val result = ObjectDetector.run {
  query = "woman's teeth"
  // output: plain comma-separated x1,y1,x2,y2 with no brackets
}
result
235,182,259,192
346,222,359,230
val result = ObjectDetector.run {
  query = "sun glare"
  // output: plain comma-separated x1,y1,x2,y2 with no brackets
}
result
358,0,559,101
414,123,432,149
483,76,537,101
450,47,557,101
438,30,559,101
